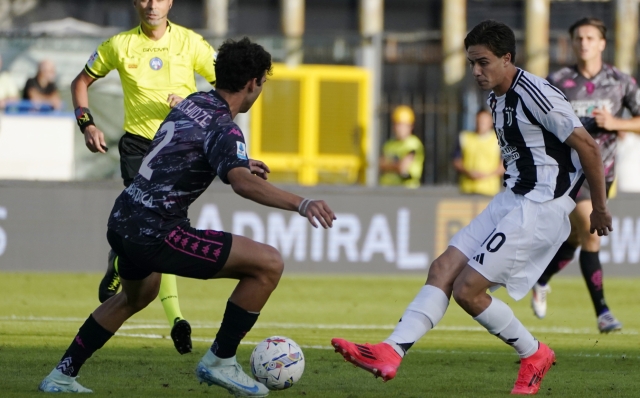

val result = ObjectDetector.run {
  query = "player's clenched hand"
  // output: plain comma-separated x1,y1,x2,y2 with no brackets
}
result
301,200,336,229
83,125,108,154
592,108,616,131
589,208,613,236
249,159,270,180
167,94,184,108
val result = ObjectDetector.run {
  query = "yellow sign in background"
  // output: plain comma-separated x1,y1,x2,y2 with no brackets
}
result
250,63,370,186
434,199,491,257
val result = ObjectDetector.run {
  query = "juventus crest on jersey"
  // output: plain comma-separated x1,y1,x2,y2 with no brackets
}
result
488,69,585,203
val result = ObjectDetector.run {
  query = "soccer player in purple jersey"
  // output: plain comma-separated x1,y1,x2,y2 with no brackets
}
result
332,20,612,395
39,38,336,397
531,18,640,332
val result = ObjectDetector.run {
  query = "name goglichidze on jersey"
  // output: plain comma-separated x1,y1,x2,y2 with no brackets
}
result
108,90,250,244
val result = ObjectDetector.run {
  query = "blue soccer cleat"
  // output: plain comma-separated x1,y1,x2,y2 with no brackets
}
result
196,350,269,397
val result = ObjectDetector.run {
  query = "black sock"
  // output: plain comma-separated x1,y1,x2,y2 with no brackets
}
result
579,250,609,316
538,241,576,285
56,315,114,377
210,300,259,359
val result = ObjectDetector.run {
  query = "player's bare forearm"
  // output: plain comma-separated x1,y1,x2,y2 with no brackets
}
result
611,116,640,133
564,128,613,235
71,70,96,109
565,128,607,211
228,167,336,228
228,167,302,211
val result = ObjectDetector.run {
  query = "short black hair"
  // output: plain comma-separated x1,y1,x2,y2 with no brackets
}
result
569,17,607,40
464,20,516,64
215,37,273,92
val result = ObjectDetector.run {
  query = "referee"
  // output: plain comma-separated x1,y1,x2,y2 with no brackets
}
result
71,0,216,355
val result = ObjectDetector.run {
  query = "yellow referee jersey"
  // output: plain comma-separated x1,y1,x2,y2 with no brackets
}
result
84,21,216,140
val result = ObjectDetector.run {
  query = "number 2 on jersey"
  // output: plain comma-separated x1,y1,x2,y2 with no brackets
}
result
139,121,175,180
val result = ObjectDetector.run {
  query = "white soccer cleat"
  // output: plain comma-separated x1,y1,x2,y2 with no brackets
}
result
531,283,551,319
38,369,93,393
598,311,622,333
196,351,269,397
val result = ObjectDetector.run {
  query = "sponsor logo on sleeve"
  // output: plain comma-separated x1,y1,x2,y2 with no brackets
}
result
87,50,98,68
237,142,247,160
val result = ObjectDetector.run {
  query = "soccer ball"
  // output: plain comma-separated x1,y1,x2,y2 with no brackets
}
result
250,336,305,390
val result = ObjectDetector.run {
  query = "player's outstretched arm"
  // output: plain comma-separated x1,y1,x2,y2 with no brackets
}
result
71,70,107,154
564,127,613,236
227,165,336,229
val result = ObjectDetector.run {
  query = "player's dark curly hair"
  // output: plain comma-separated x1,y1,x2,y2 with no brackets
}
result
464,20,516,64
569,17,607,40
214,37,273,92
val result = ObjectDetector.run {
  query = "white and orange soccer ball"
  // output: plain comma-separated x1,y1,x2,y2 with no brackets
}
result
250,336,305,390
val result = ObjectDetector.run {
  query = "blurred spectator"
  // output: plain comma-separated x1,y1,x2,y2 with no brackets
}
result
22,59,62,110
452,109,504,196
0,54,19,109
379,105,425,188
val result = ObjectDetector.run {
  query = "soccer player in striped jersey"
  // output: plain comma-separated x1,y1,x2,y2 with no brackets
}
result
332,20,612,395
531,18,640,332
71,0,217,355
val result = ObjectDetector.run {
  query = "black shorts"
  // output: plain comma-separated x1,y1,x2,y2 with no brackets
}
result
575,178,614,202
118,132,152,187
106,226,233,281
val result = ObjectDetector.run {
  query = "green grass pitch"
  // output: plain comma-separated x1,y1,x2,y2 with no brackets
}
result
1,273,639,397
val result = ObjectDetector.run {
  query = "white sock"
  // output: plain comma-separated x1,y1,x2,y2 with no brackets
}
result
202,349,236,366
385,285,450,357
473,297,538,358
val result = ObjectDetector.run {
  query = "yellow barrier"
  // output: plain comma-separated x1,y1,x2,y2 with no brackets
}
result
250,63,370,185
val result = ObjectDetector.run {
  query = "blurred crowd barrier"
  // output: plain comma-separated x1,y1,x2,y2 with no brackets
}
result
0,112,74,180
249,63,369,185
1,180,640,275
0,32,640,190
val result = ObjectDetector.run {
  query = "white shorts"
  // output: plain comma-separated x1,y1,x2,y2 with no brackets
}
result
449,189,576,301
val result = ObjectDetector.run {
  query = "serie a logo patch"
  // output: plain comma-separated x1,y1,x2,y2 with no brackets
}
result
149,57,163,70
236,142,247,160
87,50,98,68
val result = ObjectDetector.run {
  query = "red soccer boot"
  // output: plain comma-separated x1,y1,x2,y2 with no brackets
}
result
331,338,402,382
511,342,556,395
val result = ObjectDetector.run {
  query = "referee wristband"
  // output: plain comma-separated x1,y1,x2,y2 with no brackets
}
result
74,107,95,133
298,198,313,217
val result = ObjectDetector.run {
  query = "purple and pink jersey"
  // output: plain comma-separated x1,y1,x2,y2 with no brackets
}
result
547,64,640,182
108,90,250,245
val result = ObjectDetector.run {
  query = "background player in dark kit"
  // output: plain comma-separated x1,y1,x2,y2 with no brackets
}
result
532,18,640,332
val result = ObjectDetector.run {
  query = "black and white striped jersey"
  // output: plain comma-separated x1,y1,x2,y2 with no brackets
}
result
488,68,584,203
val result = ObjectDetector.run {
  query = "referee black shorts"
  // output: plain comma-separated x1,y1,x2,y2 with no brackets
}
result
118,132,152,187
106,226,233,281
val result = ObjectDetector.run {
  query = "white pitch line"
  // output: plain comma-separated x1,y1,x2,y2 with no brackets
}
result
113,332,637,360
1,315,636,335
115,332,331,350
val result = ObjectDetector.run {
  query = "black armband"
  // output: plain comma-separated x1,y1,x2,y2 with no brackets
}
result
74,107,95,133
